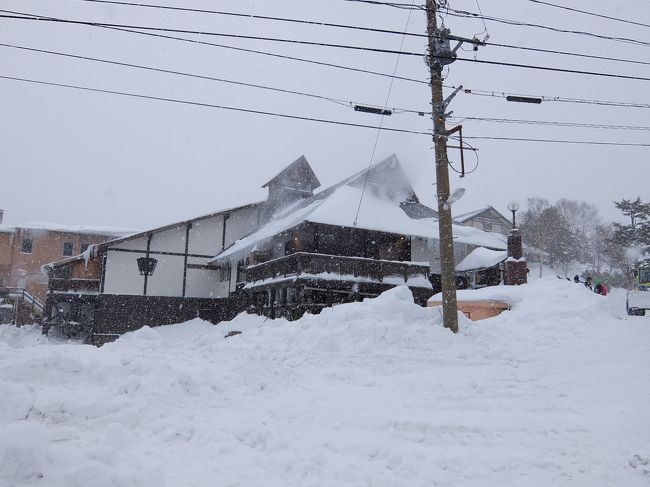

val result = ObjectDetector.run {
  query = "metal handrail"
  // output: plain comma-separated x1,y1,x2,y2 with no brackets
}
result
0,287,46,312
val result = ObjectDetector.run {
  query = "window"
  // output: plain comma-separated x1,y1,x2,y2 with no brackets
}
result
63,242,74,256
482,221,493,231
80,243,90,253
21,239,33,254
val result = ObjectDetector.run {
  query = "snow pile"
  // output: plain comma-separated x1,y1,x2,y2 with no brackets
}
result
1,278,649,486
456,246,507,271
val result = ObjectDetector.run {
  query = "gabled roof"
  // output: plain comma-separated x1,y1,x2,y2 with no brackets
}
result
42,201,264,272
210,155,506,263
454,206,511,226
262,155,321,191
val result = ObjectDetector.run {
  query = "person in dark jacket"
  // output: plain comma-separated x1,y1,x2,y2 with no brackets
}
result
585,277,593,290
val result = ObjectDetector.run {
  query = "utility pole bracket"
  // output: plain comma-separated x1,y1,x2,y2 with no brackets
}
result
435,85,463,118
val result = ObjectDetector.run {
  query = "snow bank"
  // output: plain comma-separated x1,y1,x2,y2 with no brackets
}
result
1,279,649,486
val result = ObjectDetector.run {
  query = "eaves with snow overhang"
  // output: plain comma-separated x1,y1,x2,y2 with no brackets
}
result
210,155,506,264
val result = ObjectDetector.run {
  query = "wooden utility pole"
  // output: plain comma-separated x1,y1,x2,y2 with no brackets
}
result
426,0,459,333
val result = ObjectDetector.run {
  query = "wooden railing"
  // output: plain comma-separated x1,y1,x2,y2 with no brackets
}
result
48,278,100,294
246,252,429,285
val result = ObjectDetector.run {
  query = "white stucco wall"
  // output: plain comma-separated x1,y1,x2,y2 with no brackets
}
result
102,206,262,298
150,227,186,254
145,254,184,296
109,235,149,251
103,249,147,295
188,216,222,256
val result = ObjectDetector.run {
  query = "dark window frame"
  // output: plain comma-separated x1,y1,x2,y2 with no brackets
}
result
63,242,74,257
21,239,33,254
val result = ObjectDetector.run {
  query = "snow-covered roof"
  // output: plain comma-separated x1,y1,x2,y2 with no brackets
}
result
0,222,137,237
83,201,265,251
210,156,506,263
456,247,507,272
454,206,510,226
453,207,491,222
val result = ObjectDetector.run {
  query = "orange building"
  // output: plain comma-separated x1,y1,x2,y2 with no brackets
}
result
0,212,135,322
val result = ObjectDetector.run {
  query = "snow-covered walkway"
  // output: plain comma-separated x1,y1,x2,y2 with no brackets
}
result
1,278,648,486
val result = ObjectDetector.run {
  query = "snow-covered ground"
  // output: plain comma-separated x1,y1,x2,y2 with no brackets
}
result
1,277,649,487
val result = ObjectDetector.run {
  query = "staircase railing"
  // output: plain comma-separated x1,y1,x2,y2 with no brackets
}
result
0,287,46,314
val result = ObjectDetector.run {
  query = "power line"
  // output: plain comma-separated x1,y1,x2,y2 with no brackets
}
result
0,12,426,57
346,0,650,40
12,40,648,128
73,1,650,67
441,6,650,48
6,10,650,111
449,56,650,82
458,86,650,109
482,39,650,67
9,42,650,125
0,42,430,116
526,0,650,30
0,11,432,86
0,74,432,135
77,0,429,38
450,116,650,131
5,12,650,82
342,0,424,10
4,73,648,147
461,135,650,147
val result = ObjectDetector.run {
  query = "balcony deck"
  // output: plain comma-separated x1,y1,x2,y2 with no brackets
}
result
245,252,431,289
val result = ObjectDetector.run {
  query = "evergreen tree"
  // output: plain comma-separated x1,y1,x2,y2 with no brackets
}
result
607,197,650,287
613,197,650,257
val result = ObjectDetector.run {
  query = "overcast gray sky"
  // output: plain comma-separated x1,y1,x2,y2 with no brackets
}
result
1,0,648,229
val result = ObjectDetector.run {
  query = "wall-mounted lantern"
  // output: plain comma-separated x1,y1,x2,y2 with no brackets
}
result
137,257,158,277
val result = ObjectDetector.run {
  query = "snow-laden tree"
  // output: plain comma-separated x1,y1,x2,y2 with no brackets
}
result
520,198,579,277
587,223,613,275
555,199,601,264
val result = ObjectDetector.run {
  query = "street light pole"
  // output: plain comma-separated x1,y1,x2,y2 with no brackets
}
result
507,201,520,229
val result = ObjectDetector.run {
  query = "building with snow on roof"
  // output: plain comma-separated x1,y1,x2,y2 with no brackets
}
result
0,215,135,325
209,155,506,319
42,155,506,343
454,205,513,236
